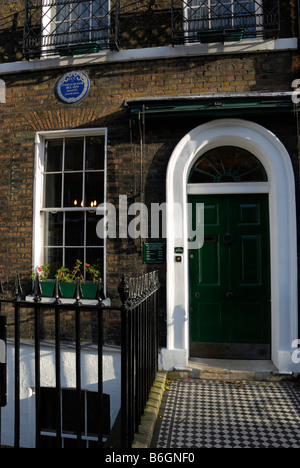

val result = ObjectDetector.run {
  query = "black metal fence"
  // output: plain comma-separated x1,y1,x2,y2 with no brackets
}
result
0,271,159,449
23,0,281,57
119,272,160,448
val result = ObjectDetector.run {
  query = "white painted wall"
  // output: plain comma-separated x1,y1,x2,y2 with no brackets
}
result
0,341,121,448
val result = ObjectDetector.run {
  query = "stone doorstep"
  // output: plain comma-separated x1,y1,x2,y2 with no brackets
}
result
132,371,168,449
183,358,298,382
169,369,289,382
169,367,296,383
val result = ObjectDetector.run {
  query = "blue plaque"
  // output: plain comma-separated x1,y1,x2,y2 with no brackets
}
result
56,71,90,104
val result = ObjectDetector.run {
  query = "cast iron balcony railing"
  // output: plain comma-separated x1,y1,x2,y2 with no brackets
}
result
23,0,281,57
23,0,120,58
171,0,280,44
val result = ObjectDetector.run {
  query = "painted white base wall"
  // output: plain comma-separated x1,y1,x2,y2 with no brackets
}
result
0,341,121,448
159,348,189,371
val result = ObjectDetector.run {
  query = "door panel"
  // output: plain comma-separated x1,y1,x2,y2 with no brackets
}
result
239,235,261,285
238,203,260,225
196,303,224,342
198,240,220,285
231,303,265,342
189,194,271,360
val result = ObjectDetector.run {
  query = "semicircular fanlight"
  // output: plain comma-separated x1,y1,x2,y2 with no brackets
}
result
189,146,268,183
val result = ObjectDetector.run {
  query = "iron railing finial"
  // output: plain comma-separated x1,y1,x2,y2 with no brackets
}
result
33,273,42,302
53,276,62,305
73,277,83,306
118,275,130,305
13,273,23,302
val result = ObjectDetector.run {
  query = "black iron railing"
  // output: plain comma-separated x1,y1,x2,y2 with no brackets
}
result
23,0,281,57
0,271,159,448
119,272,160,448
23,0,120,57
171,0,280,44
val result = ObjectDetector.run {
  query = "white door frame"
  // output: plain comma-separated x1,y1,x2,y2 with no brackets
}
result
160,118,299,373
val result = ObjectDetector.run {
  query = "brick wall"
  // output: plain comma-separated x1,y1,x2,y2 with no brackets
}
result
0,47,299,342
1,51,297,271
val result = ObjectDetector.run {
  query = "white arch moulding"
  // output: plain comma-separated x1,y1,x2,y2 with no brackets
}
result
161,118,299,374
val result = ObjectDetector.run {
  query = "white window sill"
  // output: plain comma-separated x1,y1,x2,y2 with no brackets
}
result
0,38,297,75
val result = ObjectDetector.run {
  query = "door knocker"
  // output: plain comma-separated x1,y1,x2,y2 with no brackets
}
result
223,232,233,246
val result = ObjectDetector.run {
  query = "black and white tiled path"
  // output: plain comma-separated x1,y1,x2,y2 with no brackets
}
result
151,379,300,448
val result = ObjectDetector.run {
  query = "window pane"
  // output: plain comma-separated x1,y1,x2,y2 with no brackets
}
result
44,212,63,246
40,436,57,448
62,389,85,434
65,212,85,246
44,174,62,208
45,139,63,172
86,211,103,246
92,0,108,17
63,173,83,207
74,2,90,19
86,393,110,436
65,248,84,270
56,4,70,22
44,248,63,277
86,248,103,275
63,438,87,448
86,136,105,170
75,19,89,34
85,172,104,208
40,388,56,431
64,138,84,171
188,146,267,183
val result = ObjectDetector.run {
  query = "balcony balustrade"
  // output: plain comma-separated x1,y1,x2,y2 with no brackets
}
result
23,0,281,58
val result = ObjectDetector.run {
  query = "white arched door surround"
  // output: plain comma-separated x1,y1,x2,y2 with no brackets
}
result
161,118,299,374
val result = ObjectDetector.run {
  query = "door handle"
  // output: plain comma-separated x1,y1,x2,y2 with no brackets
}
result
223,232,233,245
226,291,234,299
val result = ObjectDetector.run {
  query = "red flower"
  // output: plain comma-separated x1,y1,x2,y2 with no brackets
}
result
86,264,91,268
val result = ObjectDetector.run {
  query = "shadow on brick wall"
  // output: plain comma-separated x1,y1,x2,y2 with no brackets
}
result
0,12,24,63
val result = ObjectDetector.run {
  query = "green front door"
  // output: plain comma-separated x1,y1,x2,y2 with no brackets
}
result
189,194,271,359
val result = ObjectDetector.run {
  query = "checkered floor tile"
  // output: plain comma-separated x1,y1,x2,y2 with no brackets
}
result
151,379,300,448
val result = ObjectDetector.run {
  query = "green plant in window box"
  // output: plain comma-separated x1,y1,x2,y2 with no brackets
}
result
57,260,84,283
33,260,102,299
31,263,50,282
85,263,101,283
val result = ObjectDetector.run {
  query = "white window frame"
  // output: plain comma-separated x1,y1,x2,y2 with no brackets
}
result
183,0,263,42
41,0,111,55
33,128,107,292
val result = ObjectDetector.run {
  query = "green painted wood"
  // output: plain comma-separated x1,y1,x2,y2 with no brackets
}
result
189,194,271,359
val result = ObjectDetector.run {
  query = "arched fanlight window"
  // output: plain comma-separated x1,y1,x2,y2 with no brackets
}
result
189,146,268,183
